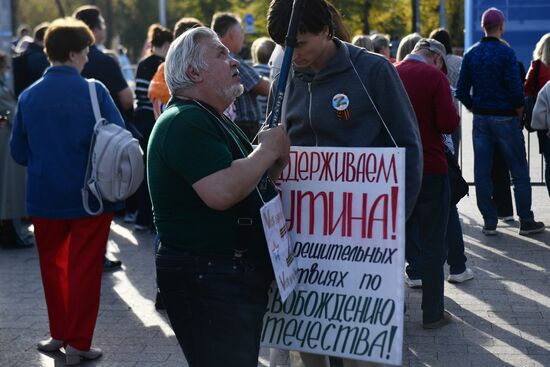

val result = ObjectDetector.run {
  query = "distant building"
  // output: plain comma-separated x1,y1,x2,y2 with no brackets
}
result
0,0,13,55
465,0,550,67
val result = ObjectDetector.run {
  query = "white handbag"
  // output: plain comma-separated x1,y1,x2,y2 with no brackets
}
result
81,79,144,215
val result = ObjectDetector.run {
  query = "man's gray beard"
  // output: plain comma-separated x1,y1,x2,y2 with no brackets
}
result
220,83,244,100
205,78,243,103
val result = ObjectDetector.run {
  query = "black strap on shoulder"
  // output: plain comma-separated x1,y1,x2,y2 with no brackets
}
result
531,61,541,96
215,116,250,160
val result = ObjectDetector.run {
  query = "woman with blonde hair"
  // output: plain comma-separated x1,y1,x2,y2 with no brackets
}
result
396,32,422,62
525,33,550,196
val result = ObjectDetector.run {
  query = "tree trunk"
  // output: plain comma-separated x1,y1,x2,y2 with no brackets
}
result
363,0,371,35
439,0,446,27
54,0,65,17
104,0,114,48
412,0,420,33
11,0,18,36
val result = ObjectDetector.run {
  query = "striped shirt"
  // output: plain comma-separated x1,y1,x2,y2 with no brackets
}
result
253,63,270,122
135,54,164,120
231,53,261,124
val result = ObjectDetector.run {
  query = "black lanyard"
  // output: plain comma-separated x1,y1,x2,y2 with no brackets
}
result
191,99,275,202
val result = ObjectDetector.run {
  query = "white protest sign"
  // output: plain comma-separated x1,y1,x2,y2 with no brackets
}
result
260,147,405,365
261,195,299,302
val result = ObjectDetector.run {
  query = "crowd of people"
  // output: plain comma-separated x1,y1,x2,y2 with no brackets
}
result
0,1,549,366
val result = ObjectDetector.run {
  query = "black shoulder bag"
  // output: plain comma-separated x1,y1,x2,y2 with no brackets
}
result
446,152,469,206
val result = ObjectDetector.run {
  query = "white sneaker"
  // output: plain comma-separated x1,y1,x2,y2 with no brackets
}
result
65,345,102,365
447,268,474,283
37,337,63,352
405,276,422,288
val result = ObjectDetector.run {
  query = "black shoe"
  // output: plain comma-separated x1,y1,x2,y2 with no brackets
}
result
103,258,122,271
155,291,165,310
519,221,545,235
482,224,497,236
423,310,452,329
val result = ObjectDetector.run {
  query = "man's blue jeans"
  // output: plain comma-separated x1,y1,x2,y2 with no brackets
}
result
472,115,534,226
156,245,271,367
406,173,450,323
491,147,514,217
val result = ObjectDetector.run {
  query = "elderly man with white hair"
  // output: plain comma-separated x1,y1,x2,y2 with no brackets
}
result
147,26,289,367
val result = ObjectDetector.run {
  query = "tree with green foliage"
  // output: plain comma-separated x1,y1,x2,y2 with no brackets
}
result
446,0,465,48
13,0,464,62
333,0,410,39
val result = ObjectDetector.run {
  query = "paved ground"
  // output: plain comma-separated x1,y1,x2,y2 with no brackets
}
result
1,187,548,367
1,109,549,366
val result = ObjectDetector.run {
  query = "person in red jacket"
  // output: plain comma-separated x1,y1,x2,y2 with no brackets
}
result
524,33,550,197
396,38,460,329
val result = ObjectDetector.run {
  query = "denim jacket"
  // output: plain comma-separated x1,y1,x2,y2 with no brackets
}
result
10,65,125,218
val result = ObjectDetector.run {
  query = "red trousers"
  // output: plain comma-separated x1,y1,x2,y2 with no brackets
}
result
32,214,113,350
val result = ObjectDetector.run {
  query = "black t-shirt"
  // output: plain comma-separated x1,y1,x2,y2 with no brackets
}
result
81,45,129,115
13,42,49,97
134,54,164,123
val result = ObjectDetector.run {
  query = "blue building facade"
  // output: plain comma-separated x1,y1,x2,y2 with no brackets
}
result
465,0,550,68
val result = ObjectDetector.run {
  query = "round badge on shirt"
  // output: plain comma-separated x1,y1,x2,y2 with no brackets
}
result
332,93,350,111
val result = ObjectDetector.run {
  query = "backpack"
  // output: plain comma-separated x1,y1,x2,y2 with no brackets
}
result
82,80,144,215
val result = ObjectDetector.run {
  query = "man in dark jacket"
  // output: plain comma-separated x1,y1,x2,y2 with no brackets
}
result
12,22,50,97
73,5,133,117
456,7,545,236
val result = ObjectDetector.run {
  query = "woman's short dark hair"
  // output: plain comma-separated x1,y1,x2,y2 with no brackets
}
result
73,5,102,31
44,18,94,62
267,0,333,45
148,23,173,47
429,28,453,55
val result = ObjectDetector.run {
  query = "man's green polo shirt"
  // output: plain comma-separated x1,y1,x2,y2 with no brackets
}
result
147,98,275,259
